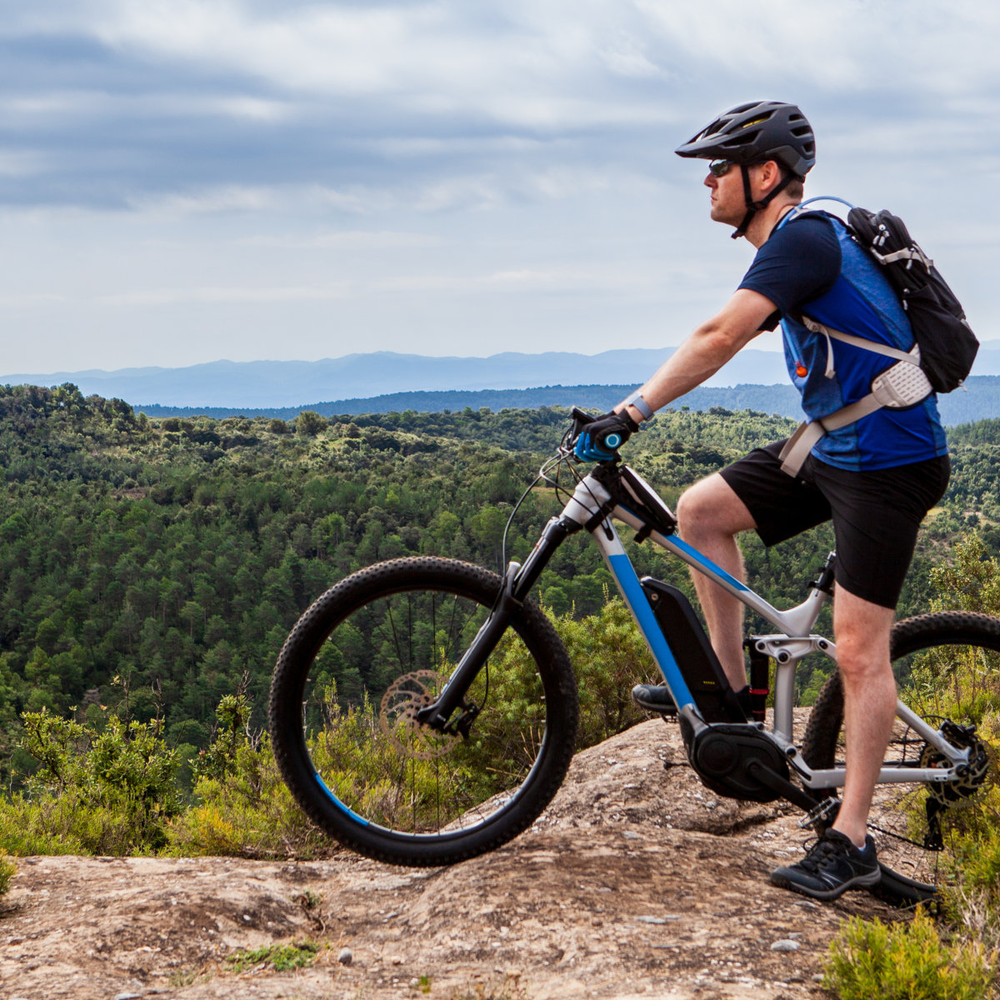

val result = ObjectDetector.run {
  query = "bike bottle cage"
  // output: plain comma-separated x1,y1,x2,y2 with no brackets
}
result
594,464,678,539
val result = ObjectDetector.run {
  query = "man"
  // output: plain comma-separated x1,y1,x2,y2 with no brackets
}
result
575,101,950,900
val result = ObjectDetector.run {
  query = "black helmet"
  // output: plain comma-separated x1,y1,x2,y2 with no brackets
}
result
675,101,815,179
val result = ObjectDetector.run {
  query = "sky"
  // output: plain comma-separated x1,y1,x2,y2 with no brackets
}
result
2,0,999,375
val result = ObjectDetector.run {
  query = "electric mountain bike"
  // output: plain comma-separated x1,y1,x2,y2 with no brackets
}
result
269,410,999,902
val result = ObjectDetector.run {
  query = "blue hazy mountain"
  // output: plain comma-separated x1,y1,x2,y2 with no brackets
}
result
1,347,790,408
3,343,999,425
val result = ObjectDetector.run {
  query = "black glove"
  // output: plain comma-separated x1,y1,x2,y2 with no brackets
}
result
574,410,639,462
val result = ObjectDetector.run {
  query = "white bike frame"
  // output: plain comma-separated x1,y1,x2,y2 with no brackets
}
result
559,468,971,793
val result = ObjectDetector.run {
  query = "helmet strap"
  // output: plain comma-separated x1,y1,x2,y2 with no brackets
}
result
731,164,795,240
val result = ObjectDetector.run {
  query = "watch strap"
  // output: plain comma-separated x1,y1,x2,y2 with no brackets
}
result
624,391,655,421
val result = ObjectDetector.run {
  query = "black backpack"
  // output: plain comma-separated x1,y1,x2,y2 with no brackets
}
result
844,206,977,393
775,199,979,478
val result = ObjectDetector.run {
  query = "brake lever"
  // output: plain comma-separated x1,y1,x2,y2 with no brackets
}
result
566,406,596,455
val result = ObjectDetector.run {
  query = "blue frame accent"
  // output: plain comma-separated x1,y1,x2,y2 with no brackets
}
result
667,536,750,593
608,553,696,707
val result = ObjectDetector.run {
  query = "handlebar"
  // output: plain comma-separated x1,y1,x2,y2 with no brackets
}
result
565,406,629,464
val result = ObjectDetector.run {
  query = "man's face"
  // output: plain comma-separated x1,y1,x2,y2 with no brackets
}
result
704,160,748,226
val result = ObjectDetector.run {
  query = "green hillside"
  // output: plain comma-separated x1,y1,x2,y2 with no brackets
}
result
0,383,993,776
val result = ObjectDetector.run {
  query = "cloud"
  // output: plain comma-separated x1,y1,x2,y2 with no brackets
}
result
1,1,999,374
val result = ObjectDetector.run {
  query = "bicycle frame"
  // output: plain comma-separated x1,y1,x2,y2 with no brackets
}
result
555,467,973,795
415,457,973,801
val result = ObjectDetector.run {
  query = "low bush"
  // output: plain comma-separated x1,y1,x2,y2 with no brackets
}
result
166,693,330,859
0,709,180,855
824,909,995,1000
0,854,14,896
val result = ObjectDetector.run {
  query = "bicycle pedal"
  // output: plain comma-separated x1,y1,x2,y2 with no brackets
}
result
799,796,841,830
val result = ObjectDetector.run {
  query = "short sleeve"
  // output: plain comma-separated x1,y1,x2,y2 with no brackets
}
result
738,214,842,325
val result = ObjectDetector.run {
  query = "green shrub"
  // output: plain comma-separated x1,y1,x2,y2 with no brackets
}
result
824,909,996,1000
0,853,15,896
168,694,330,858
225,940,320,973
0,709,180,855
552,596,654,747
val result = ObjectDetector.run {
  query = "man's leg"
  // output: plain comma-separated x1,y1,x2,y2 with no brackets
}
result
829,586,897,847
770,584,892,899
676,473,758,689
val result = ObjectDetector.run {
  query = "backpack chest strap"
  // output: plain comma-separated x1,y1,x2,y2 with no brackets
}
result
778,349,933,477
800,315,920,374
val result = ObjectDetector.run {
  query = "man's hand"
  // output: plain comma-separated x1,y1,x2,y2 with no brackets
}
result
574,410,639,462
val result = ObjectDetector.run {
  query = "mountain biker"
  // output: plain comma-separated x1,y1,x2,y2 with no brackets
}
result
576,101,950,901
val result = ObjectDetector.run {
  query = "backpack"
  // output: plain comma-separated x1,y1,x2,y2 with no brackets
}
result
845,206,978,393
774,198,978,477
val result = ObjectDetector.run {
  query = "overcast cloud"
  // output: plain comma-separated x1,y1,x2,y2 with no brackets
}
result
1,0,998,374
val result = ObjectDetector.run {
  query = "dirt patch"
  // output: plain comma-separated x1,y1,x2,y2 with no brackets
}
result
0,719,901,1000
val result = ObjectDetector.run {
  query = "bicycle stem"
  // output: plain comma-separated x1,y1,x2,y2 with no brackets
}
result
415,514,582,731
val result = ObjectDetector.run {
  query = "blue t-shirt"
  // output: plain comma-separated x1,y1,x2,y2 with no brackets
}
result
738,211,948,471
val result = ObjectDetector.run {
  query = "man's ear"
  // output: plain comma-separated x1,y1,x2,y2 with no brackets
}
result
757,159,783,194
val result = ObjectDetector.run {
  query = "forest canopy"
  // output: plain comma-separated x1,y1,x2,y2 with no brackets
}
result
0,383,995,778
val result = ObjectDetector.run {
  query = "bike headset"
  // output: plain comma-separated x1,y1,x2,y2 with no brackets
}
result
674,100,816,239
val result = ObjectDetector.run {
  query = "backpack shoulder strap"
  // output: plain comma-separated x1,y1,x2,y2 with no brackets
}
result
800,315,919,367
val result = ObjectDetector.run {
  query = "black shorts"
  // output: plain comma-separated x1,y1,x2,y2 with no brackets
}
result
719,441,950,609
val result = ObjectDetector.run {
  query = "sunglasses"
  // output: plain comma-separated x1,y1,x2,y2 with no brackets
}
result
708,159,735,178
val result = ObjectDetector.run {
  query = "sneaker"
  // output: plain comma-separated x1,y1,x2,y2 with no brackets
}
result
631,683,677,715
770,829,881,901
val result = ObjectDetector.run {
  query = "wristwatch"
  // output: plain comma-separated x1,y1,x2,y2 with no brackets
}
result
624,390,655,421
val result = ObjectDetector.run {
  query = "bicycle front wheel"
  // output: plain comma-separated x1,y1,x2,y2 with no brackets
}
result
269,557,579,866
802,611,1000,902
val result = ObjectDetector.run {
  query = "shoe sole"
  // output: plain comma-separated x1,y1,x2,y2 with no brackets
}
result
630,689,677,714
769,867,881,901
632,699,677,714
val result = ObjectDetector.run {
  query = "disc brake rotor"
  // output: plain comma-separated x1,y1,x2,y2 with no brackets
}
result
379,670,459,761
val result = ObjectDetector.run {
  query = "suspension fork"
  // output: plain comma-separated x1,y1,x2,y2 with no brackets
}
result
415,515,582,732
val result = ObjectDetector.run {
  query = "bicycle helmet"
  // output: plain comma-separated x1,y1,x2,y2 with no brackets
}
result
675,101,815,238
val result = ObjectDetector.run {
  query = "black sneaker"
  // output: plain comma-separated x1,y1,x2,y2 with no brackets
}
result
631,683,677,715
770,829,881,901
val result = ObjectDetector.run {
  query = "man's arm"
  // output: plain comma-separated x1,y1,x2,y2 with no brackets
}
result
620,288,779,423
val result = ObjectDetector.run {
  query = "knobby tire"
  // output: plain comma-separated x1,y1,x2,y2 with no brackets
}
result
269,557,579,866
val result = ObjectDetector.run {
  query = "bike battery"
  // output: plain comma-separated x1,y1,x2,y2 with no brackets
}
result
640,578,744,724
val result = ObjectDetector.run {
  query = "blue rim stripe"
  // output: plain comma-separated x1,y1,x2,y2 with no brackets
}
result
315,771,370,826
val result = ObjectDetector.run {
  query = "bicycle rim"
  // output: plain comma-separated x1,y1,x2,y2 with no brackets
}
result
269,557,578,866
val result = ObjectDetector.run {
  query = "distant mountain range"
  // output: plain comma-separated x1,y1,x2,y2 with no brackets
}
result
131,377,1000,427
1,347,792,409
3,343,999,426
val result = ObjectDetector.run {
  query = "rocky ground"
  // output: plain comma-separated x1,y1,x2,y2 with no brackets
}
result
0,718,905,1000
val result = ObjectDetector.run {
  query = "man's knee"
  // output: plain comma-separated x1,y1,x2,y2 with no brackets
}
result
833,588,894,680
677,474,755,539
675,480,708,526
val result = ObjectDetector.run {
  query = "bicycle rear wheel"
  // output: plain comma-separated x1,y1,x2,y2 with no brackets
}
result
269,557,579,866
802,611,1000,902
